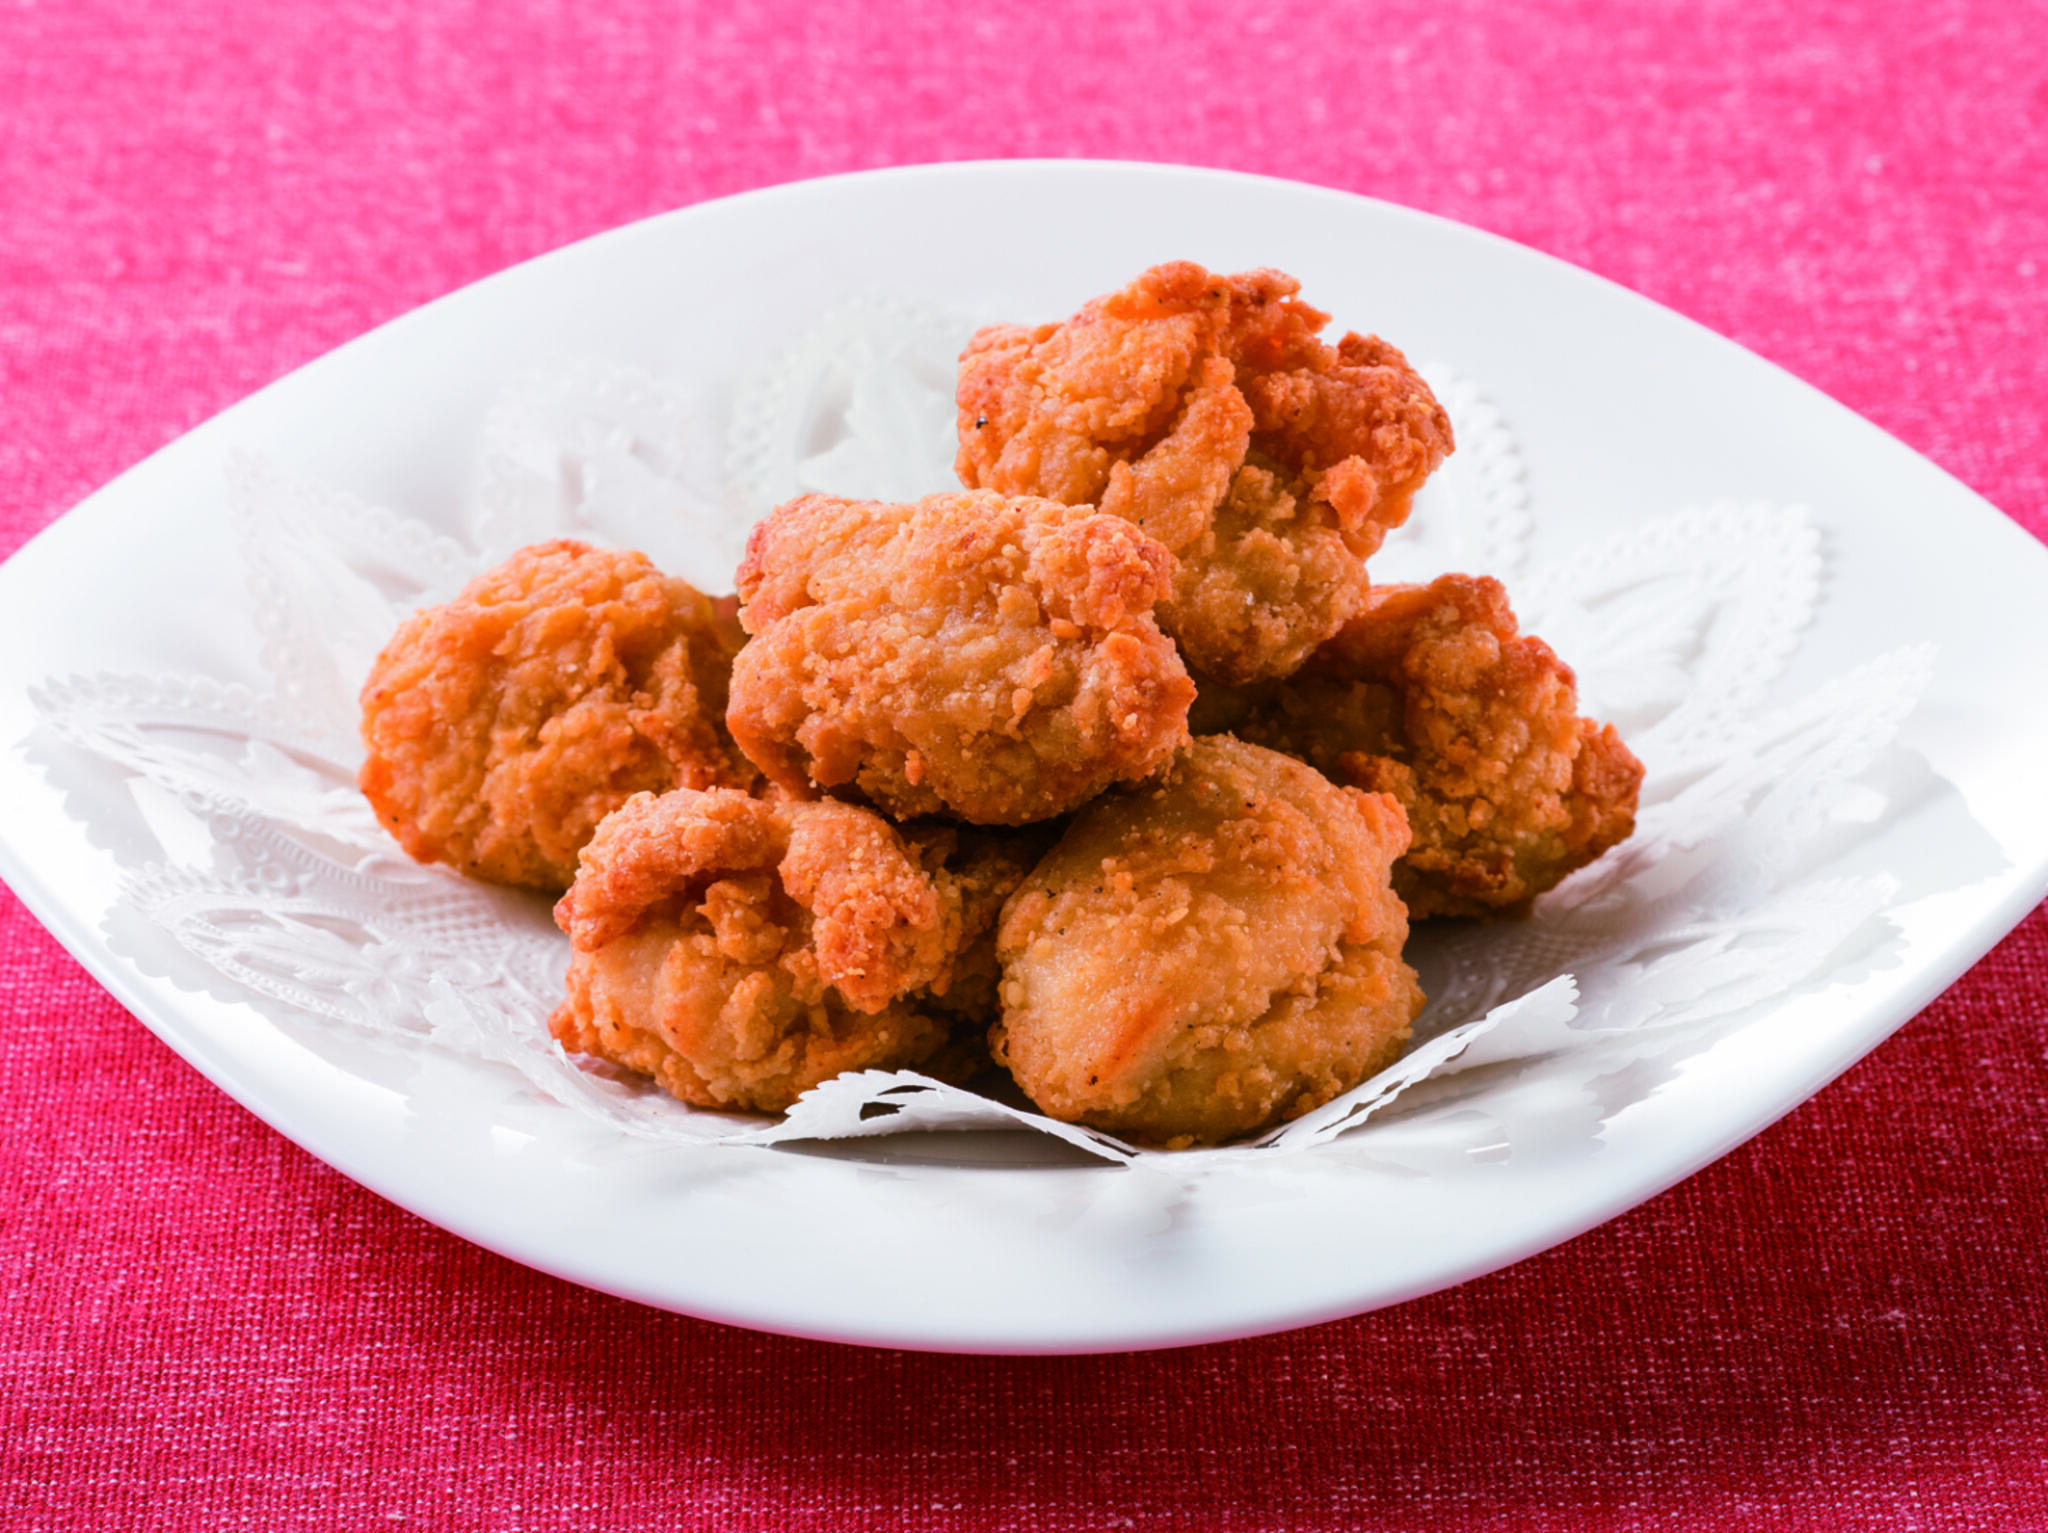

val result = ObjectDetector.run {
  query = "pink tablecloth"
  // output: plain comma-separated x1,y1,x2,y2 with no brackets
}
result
4,3,2046,1527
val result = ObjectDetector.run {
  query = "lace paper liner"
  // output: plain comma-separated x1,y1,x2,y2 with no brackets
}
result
26,303,1932,1168
727,296,988,521
1373,363,1531,587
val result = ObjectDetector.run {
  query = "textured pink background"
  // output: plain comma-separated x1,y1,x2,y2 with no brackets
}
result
4,2,2047,1528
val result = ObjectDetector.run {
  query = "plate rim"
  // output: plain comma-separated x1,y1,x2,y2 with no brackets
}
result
4,157,2047,1354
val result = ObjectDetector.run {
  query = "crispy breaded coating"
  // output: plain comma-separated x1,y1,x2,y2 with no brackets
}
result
992,738,1423,1148
727,491,1194,825
957,262,1454,683
1194,574,1644,918
550,788,1041,1113
359,540,755,891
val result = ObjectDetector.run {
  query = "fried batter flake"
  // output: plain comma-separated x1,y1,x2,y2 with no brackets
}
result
551,788,1042,1113
957,263,1455,683
1194,574,1644,918
727,490,1194,825
992,737,1424,1147
358,539,755,891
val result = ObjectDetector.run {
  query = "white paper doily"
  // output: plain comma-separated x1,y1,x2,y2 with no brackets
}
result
28,305,1931,1168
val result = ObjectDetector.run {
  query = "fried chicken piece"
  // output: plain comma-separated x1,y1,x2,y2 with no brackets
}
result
1194,574,1644,918
992,737,1423,1148
957,262,1455,683
359,540,756,891
727,491,1194,825
550,788,1042,1113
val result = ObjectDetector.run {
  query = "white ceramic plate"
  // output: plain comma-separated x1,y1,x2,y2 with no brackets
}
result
4,161,2045,1354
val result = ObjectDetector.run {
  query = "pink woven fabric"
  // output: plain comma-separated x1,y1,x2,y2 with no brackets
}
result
4,2,2046,1527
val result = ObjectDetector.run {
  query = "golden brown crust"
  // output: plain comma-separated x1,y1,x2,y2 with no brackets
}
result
727,491,1194,825
550,789,1042,1112
1200,574,1645,918
358,540,756,892
991,738,1424,1147
957,262,1454,683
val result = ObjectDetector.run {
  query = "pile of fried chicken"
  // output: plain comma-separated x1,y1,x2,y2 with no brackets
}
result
358,262,1643,1149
